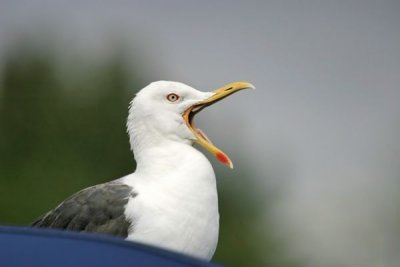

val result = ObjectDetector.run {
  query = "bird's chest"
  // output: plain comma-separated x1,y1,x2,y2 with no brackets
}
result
124,173,219,260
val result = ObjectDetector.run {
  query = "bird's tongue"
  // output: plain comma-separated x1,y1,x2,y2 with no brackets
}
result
196,128,213,144
196,128,231,166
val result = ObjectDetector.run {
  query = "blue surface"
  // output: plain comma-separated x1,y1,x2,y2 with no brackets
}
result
0,226,223,267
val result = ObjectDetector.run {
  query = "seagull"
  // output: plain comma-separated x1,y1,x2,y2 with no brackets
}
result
32,81,254,261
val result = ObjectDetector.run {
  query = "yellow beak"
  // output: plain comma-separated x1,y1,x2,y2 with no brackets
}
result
182,81,255,168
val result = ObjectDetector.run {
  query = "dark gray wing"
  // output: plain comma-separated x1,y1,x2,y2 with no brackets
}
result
32,182,136,238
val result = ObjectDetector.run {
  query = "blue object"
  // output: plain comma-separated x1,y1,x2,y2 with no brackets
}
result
0,226,223,267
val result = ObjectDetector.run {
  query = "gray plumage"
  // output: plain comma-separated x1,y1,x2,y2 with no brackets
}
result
32,182,136,238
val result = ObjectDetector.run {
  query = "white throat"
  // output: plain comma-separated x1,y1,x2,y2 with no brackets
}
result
127,99,194,171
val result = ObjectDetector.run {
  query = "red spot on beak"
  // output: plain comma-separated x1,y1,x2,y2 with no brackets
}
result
216,152,232,167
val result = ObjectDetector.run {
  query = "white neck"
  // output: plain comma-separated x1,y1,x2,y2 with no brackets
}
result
124,110,219,260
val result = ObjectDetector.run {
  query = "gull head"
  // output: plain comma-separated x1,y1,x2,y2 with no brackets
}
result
127,81,254,168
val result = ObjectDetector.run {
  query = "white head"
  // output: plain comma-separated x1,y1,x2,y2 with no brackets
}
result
127,80,254,169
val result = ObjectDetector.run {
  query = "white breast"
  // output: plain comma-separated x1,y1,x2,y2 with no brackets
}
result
122,145,219,261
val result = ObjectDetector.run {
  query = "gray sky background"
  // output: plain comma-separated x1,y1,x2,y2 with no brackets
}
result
1,1,400,266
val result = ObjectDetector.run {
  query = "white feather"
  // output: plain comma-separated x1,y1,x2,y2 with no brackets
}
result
122,81,219,260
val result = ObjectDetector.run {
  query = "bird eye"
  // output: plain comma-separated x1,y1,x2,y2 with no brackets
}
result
166,93,180,102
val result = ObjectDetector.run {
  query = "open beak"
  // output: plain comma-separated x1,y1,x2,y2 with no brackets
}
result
182,81,255,169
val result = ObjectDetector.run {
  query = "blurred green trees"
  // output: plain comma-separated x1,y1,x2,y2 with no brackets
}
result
0,44,136,223
0,38,301,267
